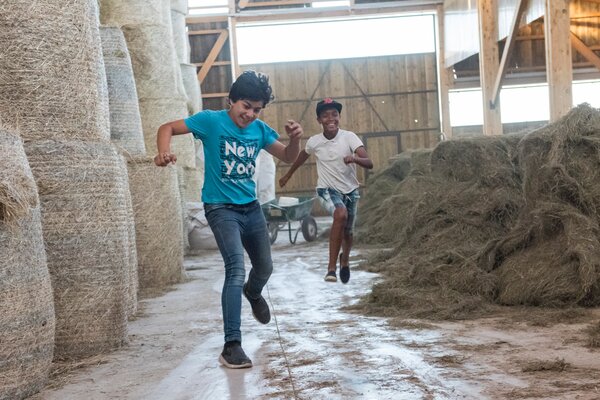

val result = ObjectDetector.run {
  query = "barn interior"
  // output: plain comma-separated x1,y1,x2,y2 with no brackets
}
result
3,0,600,399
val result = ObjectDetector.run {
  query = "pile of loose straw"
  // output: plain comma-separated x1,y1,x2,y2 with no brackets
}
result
357,104,600,319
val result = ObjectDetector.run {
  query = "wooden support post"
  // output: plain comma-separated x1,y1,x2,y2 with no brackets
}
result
437,5,452,138
478,0,503,135
228,16,241,80
491,0,528,108
545,0,572,122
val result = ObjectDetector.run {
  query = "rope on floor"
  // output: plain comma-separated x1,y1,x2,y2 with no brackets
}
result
266,284,300,399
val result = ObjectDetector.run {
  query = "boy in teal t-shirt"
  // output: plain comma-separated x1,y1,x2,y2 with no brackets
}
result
154,70,303,369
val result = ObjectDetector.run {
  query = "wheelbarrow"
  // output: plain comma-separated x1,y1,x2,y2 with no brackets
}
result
261,197,318,245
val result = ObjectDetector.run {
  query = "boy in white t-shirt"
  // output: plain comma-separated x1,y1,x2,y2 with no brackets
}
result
279,98,373,283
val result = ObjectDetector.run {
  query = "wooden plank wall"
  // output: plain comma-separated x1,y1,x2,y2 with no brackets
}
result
243,53,440,197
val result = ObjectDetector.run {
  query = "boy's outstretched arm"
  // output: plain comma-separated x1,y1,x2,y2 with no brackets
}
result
154,119,191,166
344,146,373,169
266,120,303,163
279,150,310,187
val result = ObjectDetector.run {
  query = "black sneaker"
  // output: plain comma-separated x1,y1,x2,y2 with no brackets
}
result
243,283,271,324
219,341,252,369
339,253,350,284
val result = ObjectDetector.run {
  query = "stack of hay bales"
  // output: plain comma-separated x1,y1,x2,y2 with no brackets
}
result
170,0,202,116
100,26,144,316
169,0,204,205
100,0,200,252
128,157,185,287
0,0,130,359
0,130,55,400
100,0,196,169
100,26,185,290
358,104,600,319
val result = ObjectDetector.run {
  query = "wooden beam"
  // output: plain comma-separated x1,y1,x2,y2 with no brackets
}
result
187,29,227,36
571,13,600,19
186,15,228,24
570,31,600,72
491,0,528,108
239,0,327,8
202,92,229,98
545,0,572,122
478,0,502,135
193,61,231,67
229,16,241,79
197,30,229,84
189,3,437,24
436,5,452,138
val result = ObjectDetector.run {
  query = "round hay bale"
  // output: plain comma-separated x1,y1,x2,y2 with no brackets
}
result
0,132,55,400
100,26,147,157
127,157,185,289
171,0,188,15
99,0,163,26
171,11,190,63
121,24,186,100
181,63,202,115
138,98,196,168
160,0,189,102
174,166,190,254
0,0,110,141
181,165,203,203
0,134,39,224
116,156,139,318
25,140,129,360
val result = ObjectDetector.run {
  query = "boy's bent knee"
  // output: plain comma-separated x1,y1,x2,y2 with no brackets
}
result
333,207,348,221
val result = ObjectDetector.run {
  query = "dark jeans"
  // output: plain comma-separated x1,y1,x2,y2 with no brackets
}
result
205,201,273,343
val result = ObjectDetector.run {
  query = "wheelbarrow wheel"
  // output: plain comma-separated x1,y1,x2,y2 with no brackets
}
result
301,216,318,242
267,222,278,245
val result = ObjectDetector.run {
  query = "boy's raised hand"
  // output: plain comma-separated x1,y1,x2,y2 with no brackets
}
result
154,152,177,167
284,120,303,140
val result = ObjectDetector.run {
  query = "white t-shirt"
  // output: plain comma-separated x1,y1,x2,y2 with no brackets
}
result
305,129,364,194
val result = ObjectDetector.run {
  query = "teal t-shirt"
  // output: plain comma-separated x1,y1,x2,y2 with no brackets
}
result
184,109,279,204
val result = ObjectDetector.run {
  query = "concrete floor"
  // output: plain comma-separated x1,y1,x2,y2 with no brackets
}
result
33,228,600,400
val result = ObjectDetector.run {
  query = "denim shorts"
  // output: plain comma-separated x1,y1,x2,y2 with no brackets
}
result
316,188,360,234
